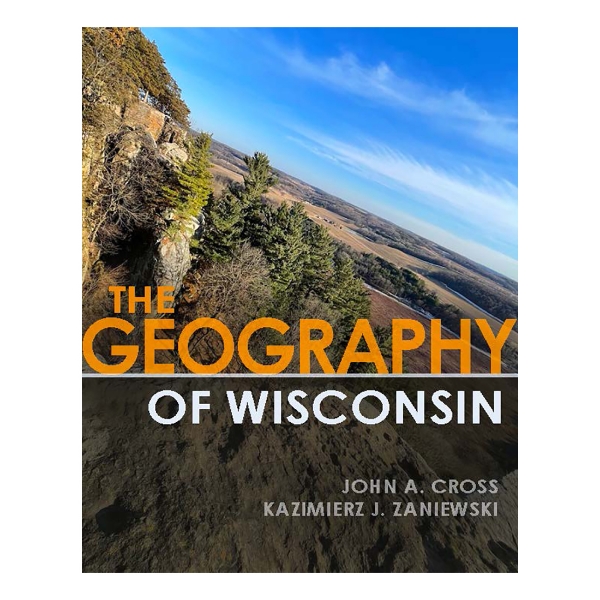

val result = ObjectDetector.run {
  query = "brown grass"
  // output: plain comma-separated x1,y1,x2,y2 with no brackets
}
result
368,289,495,374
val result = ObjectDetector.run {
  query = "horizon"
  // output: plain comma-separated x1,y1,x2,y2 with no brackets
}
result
143,27,518,280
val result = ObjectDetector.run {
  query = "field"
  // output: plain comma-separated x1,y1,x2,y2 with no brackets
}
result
209,138,518,365
368,289,494,374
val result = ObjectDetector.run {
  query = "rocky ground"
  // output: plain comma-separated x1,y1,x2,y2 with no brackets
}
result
83,377,517,572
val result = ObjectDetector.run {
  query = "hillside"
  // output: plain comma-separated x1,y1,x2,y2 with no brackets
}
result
83,376,517,573
81,27,518,369
210,139,517,316
210,138,518,362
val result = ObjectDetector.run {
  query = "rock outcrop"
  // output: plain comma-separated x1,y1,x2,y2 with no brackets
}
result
158,142,188,165
84,100,197,300
107,126,157,165
154,214,202,297
159,119,187,146
121,101,166,141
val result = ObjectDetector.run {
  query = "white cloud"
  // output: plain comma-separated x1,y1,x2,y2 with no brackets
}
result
287,129,517,278
282,51,517,153
290,129,517,245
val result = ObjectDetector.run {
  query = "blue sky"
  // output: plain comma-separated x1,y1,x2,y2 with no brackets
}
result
143,28,518,280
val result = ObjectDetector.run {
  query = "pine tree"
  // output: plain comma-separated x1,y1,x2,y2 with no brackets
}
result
234,152,278,243
240,152,278,205
120,28,190,124
82,28,190,129
301,222,335,297
262,203,308,299
325,256,370,329
200,191,243,262
163,133,213,222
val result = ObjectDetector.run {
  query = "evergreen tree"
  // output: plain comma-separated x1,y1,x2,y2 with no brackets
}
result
240,152,278,205
201,191,243,262
262,203,307,299
301,222,335,296
163,133,213,222
82,28,190,128
236,152,278,243
325,256,370,330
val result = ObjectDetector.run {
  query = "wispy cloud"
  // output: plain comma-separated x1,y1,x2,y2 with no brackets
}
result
282,51,517,153
288,128,517,274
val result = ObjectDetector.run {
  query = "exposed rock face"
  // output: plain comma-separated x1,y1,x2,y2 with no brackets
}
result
158,142,188,165
107,126,156,165
112,109,193,297
122,102,166,141
153,215,201,297
90,103,196,299
159,119,187,146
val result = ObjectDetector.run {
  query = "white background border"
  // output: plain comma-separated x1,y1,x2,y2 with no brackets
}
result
4,0,599,594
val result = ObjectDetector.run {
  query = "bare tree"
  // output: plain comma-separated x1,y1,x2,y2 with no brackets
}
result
176,243,272,372
85,129,167,277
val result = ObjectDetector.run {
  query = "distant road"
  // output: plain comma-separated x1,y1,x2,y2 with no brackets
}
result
365,284,496,362
433,281,504,324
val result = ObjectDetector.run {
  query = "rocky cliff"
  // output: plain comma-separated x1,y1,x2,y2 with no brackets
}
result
82,101,198,299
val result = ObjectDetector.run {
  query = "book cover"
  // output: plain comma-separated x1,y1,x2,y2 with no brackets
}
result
82,27,518,573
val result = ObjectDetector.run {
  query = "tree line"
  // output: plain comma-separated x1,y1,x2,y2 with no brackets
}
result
345,249,517,370
430,270,518,323
174,149,371,371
